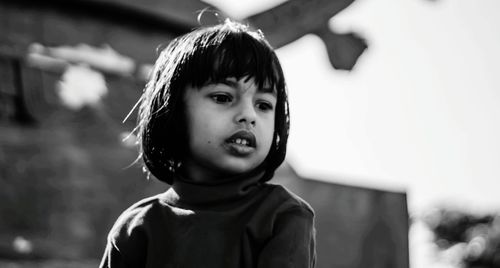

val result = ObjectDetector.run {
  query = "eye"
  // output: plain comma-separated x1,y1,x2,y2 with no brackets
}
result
256,101,274,112
210,93,233,104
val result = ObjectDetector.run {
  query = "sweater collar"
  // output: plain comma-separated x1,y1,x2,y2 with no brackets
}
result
162,169,265,209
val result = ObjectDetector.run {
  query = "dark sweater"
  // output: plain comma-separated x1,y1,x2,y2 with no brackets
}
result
99,173,316,268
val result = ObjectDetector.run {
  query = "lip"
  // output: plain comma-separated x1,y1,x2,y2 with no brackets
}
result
225,130,257,148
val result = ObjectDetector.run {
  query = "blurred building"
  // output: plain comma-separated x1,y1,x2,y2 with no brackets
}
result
274,164,409,268
0,0,406,267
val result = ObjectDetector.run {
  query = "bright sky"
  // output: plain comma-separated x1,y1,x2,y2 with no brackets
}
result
284,0,500,216
205,0,500,216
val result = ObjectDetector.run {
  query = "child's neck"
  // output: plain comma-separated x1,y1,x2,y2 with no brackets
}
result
180,167,224,183
180,160,233,183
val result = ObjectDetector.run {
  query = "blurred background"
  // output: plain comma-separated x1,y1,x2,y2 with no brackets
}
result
0,0,499,267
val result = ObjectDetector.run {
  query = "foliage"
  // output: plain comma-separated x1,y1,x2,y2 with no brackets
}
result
424,208,500,268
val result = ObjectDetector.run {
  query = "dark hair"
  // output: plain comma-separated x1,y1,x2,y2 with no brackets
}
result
134,20,290,184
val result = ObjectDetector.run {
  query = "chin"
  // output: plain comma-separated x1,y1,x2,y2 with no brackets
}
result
218,159,262,176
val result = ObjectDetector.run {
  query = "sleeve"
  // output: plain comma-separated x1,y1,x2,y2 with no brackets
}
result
257,207,316,268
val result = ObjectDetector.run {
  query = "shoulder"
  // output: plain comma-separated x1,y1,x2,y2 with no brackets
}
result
107,193,166,243
262,184,315,217
102,194,166,266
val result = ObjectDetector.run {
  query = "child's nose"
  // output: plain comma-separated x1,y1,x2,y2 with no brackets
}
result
235,102,257,127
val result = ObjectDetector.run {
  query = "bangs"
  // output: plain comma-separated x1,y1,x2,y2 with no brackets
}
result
175,25,285,92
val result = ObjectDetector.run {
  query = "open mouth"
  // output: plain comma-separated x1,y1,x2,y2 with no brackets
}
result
226,130,256,147
225,130,256,154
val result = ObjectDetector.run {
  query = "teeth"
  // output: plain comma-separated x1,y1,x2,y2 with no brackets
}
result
233,138,249,146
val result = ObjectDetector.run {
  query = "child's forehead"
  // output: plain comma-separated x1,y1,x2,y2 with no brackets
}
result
213,76,277,95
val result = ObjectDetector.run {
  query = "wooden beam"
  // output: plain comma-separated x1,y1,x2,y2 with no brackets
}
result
246,0,367,70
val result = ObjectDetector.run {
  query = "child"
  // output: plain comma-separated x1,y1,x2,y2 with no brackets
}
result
100,19,316,268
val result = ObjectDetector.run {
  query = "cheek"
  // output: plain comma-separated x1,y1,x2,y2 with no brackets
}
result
262,117,276,150
185,112,201,149
188,117,217,146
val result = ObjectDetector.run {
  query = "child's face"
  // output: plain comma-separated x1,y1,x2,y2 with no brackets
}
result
182,76,276,181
